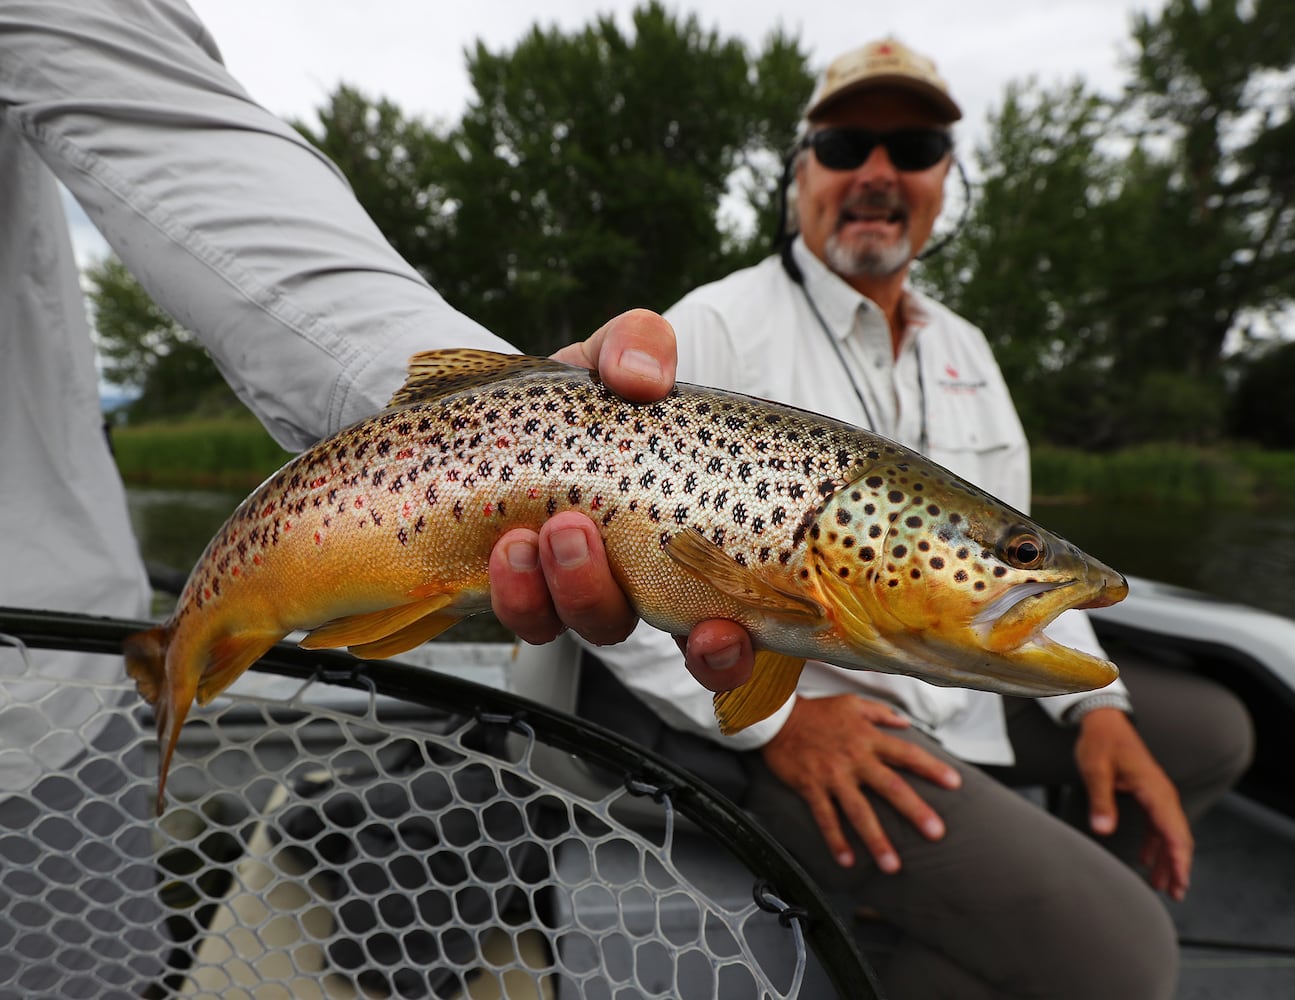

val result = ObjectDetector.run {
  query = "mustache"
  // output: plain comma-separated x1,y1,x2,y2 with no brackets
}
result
837,190,909,224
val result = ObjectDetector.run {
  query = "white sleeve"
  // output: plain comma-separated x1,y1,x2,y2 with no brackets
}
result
0,0,509,450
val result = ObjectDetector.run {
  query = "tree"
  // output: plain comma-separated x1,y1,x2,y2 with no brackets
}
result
308,3,810,356
86,255,236,422
922,0,1294,448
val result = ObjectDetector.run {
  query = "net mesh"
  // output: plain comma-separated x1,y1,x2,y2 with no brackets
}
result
0,642,836,1000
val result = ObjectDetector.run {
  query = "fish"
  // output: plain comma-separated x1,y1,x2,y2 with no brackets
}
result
124,349,1127,812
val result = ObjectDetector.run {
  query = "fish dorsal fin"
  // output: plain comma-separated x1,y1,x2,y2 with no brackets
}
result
387,349,574,408
713,651,806,735
665,528,825,623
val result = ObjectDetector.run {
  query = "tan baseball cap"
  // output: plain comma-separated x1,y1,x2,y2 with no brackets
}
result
804,37,962,123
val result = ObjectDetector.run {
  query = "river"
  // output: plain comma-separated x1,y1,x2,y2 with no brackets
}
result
124,487,1295,622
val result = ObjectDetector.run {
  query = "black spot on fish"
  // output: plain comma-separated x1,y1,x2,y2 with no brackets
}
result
974,580,986,591
836,508,852,526
860,546,875,560
906,516,922,528
889,490,904,504
893,544,908,558
866,475,883,489
869,525,883,539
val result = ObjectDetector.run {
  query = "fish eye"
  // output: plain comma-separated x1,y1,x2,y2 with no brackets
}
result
1004,533,1045,569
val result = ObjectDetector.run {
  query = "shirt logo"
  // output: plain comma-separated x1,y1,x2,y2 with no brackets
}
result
937,362,986,395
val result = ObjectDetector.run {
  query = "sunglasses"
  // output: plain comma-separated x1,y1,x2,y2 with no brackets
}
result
802,128,952,172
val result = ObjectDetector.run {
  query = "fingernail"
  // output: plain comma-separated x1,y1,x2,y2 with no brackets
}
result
878,852,900,874
550,527,589,568
506,539,538,572
922,817,945,839
1091,813,1115,835
943,769,962,789
619,348,663,381
701,643,741,672
835,851,854,868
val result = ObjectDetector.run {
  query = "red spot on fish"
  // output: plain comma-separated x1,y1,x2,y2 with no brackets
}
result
311,476,328,489
231,566,240,577
590,496,602,511
355,497,365,508
396,448,414,460
284,521,291,532
528,487,539,499
203,588,211,601
314,531,322,545
253,554,262,566
402,501,413,518
619,440,632,452
496,436,511,448
262,503,275,517
483,503,494,517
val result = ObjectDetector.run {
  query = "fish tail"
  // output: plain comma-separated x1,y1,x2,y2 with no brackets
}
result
124,623,191,816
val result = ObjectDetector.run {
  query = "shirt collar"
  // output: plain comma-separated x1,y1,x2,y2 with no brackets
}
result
790,236,927,354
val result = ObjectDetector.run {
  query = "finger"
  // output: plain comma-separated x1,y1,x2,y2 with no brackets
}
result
678,621,754,692
1136,789,1193,899
858,761,948,843
832,784,900,873
881,737,963,791
797,785,867,871
489,528,562,644
853,700,912,730
535,512,636,646
550,309,677,403
1082,760,1119,835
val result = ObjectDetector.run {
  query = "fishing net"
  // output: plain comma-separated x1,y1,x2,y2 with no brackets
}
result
0,609,878,999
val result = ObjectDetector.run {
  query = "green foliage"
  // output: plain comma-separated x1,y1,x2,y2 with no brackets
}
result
299,3,810,356
1031,444,1255,506
111,419,292,490
1231,341,1295,447
87,255,238,422
922,0,1295,448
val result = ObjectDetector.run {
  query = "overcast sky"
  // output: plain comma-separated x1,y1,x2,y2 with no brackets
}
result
69,0,1168,262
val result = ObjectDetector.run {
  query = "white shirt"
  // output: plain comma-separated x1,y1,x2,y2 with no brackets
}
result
0,0,509,788
590,238,1125,765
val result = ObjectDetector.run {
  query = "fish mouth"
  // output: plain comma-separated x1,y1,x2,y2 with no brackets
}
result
975,573,1129,654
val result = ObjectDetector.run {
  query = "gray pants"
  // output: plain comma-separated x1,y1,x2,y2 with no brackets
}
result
740,661,1254,1000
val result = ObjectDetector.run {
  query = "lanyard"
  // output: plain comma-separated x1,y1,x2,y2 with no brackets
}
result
780,242,929,453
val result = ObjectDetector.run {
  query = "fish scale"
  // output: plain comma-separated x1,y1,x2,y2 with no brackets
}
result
125,349,1128,813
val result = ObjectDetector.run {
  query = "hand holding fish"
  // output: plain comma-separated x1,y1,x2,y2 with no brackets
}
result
1075,709,1194,900
491,309,754,677
761,694,962,873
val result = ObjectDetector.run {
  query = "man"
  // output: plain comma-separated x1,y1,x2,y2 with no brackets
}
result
0,1,744,994
583,38,1253,999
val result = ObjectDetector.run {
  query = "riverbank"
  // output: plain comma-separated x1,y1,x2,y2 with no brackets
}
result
111,421,1295,506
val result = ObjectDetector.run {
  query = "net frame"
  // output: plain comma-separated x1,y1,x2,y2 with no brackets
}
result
0,607,881,999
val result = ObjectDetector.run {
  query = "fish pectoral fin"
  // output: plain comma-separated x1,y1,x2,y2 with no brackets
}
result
387,350,571,409
348,613,460,659
713,652,806,735
665,528,825,623
197,631,283,704
298,592,456,652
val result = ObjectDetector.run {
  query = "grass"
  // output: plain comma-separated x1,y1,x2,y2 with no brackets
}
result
111,419,293,490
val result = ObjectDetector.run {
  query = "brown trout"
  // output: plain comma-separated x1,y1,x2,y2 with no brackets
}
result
125,349,1126,812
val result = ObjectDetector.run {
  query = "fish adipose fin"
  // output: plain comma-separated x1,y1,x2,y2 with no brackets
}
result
665,528,825,623
298,592,456,655
388,349,573,409
713,652,806,735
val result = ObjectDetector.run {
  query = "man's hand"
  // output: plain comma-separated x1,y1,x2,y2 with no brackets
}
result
1075,708,1194,901
762,694,962,873
488,309,755,682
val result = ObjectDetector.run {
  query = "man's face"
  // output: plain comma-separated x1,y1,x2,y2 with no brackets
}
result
796,88,952,284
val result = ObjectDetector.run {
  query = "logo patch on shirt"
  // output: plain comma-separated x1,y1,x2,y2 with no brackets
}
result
937,363,986,395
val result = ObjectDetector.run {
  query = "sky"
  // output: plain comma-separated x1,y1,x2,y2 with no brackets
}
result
68,0,1168,263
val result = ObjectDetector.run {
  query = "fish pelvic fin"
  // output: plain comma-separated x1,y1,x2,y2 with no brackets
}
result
298,592,457,655
387,350,573,409
714,652,806,735
665,529,825,623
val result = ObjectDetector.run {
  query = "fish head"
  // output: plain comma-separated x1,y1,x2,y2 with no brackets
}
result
810,457,1127,696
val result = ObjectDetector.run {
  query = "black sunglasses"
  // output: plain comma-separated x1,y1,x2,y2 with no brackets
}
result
802,128,952,172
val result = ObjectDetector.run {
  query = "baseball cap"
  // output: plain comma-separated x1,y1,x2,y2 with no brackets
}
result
804,37,963,124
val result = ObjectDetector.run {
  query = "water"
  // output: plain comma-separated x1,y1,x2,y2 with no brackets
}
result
123,488,1295,623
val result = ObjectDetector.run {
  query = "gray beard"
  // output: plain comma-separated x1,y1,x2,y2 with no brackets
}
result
824,231,912,278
